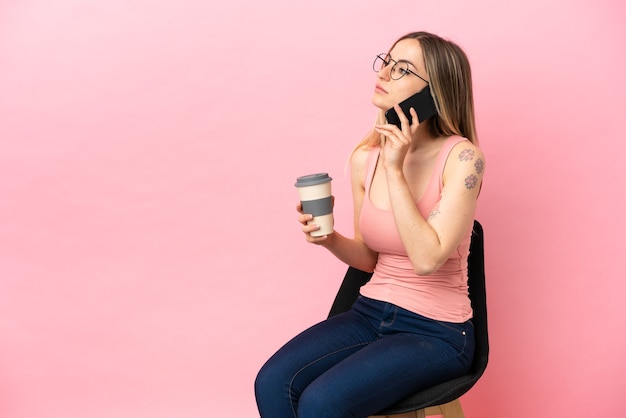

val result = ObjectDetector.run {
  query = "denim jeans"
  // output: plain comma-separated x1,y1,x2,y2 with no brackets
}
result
255,296,474,418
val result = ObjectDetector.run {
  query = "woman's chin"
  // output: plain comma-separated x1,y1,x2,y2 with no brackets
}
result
371,97,389,110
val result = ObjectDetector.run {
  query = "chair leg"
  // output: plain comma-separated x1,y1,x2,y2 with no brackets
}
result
437,399,465,418
369,399,464,418
369,410,425,418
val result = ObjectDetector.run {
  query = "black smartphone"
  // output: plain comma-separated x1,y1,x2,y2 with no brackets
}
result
385,85,438,128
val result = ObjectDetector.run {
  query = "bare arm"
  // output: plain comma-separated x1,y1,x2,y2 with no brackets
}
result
298,146,378,272
373,104,485,275
385,141,485,275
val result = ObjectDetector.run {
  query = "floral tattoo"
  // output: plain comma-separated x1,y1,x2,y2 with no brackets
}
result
465,174,478,189
457,147,483,190
459,149,475,161
474,158,484,174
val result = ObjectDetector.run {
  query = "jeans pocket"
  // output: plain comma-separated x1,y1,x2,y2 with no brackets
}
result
435,319,468,335
433,319,473,355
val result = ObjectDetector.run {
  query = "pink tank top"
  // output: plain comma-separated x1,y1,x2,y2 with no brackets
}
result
359,136,473,322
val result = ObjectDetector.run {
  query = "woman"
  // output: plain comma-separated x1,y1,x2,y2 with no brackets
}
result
255,31,485,418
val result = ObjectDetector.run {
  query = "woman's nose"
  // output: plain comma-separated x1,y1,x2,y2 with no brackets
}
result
378,64,392,81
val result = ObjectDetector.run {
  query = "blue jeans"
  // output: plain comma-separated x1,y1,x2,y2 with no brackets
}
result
255,296,474,418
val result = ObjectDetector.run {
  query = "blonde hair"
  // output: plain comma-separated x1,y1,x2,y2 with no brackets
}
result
357,32,478,150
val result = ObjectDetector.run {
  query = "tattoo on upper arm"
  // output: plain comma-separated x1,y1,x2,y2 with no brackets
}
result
458,147,483,189
459,149,475,161
474,158,484,174
465,174,478,189
437,148,483,214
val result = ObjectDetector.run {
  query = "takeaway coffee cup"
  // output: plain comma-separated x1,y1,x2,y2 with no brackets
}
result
295,173,333,237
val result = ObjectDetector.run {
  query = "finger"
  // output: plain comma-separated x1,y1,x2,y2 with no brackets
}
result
393,104,416,135
306,235,328,244
392,104,411,130
394,104,409,123
302,223,320,234
400,107,417,137
375,126,402,144
303,224,329,243
409,107,419,130
375,123,400,136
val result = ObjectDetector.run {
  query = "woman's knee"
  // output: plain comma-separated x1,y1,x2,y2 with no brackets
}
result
298,390,331,418
255,359,283,399
255,359,293,417
297,381,351,418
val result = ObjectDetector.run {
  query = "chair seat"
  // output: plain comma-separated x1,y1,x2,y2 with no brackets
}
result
374,370,481,415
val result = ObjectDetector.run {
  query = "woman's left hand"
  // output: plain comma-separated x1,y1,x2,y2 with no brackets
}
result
375,105,419,171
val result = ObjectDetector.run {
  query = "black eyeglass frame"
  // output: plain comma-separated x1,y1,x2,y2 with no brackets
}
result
373,53,430,84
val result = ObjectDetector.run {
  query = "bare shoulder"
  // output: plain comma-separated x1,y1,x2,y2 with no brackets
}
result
445,140,486,192
450,140,485,164
450,141,485,171
350,145,373,186
350,145,371,169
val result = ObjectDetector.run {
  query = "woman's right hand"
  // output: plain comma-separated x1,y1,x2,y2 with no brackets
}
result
297,200,333,244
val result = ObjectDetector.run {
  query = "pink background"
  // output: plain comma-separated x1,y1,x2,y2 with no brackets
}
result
1,0,625,417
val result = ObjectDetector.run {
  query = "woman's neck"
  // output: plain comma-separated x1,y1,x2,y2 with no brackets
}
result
409,123,442,152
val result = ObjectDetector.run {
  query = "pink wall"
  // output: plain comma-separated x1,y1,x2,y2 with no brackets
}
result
1,0,625,417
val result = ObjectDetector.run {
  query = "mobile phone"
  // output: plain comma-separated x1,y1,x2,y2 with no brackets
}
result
385,85,438,128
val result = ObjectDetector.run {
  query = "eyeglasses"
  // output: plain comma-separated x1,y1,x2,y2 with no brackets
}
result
373,53,429,83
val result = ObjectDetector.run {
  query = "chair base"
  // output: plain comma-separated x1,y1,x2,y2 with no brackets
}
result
370,399,465,418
